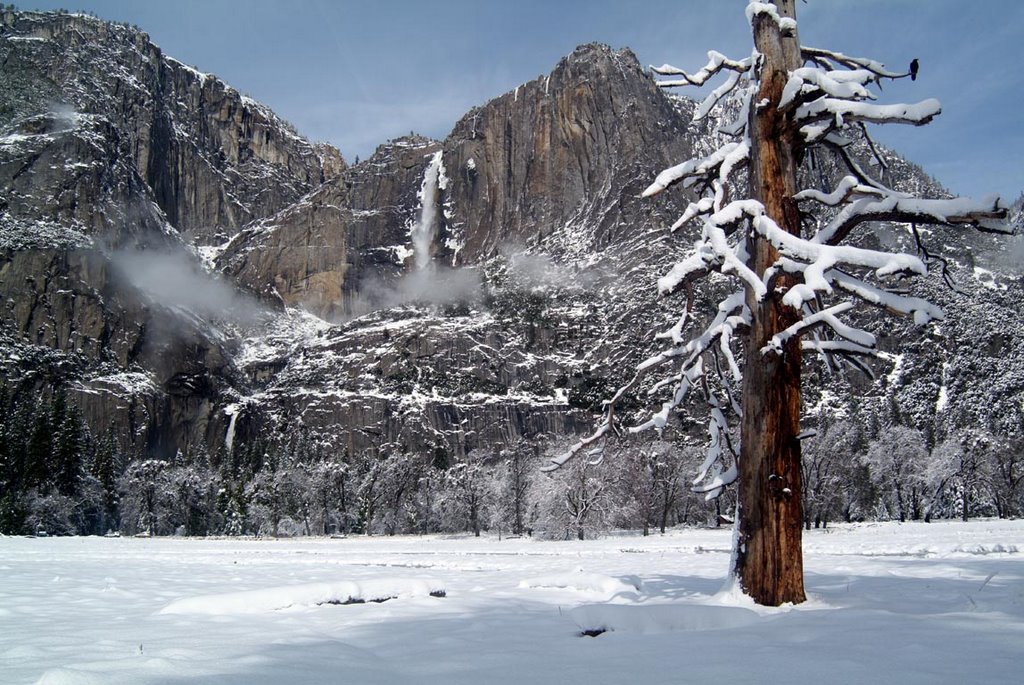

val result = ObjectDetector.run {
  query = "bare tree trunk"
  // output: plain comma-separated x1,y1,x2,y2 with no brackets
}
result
735,0,807,606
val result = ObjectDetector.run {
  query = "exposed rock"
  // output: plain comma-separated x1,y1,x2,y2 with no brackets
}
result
0,10,323,458
0,10,1020,474
0,10,342,244
218,136,441,320
219,45,695,319
442,43,693,259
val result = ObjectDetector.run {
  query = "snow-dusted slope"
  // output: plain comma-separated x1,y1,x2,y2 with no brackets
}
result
0,10,1019,534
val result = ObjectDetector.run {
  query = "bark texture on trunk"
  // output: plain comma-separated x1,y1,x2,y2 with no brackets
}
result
735,0,807,606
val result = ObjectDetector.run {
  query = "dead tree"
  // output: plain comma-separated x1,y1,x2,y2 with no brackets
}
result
545,0,1008,605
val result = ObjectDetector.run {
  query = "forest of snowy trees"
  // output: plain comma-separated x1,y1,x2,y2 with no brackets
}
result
1,386,1020,538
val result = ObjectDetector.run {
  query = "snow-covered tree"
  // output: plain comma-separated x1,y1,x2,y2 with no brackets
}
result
928,430,999,521
490,440,537,537
986,436,1024,519
164,463,209,536
355,449,425,536
801,414,871,527
438,452,491,536
539,454,611,541
612,439,694,535
614,446,661,536
863,426,929,522
24,489,78,536
307,458,351,535
547,1,1010,605
118,459,174,535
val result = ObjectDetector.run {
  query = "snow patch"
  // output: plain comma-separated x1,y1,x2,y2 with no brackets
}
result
166,56,209,87
160,578,445,615
194,242,231,271
972,266,1004,290
518,571,640,600
85,372,158,398
746,2,797,32
570,603,762,635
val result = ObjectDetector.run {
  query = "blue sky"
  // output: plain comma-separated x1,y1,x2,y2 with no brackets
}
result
23,0,1024,202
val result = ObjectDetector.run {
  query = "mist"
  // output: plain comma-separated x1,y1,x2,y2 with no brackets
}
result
110,248,266,325
500,244,608,290
347,265,484,319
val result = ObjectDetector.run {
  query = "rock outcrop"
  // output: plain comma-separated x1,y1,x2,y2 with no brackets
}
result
0,10,1020,472
219,136,441,319
218,45,697,320
0,10,342,244
0,10,340,458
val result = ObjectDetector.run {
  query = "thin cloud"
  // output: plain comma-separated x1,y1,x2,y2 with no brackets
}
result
110,248,265,325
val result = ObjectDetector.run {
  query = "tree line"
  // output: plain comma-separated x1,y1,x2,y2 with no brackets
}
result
0,390,1020,538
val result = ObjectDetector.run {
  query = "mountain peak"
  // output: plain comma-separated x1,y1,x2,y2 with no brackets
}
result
563,42,640,68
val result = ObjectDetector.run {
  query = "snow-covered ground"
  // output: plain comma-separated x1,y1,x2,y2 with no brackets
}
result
2,520,1022,684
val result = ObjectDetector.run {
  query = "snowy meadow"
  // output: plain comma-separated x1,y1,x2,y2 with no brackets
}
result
2,520,1023,684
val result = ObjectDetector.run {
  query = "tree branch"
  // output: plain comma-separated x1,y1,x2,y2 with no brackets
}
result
811,194,1010,247
801,46,906,79
651,51,752,88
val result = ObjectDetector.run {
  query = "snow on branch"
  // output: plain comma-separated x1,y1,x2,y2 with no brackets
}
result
755,212,927,308
690,403,737,500
796,98,942,135
801,339,877,357
542,291,745,470
827,268,944,324
800,191,1011,246
695,70,746,121
794,175,893,207
760,301,876,357
671,197,717,232
637,293,748,380
650,51,752,88
801,46,905,79
545,291,749,473
780,67,876,112
776,258,945,325
541,369,644,472
642,142,749,198
693,462,738,500
746,2,797,33
658,204,767,301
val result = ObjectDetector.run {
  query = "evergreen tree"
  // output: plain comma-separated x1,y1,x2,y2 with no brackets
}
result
51,394,89,498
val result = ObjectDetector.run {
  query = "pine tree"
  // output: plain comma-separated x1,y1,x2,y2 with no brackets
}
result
51,394,89,498
90,428,122,533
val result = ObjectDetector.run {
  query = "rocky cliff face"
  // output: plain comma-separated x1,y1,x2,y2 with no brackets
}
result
0,10,1020,474
218,45,696,320
0,10,341,244
208,43,707,459
0,10,342,459
441,44,692,259
218,136,441,319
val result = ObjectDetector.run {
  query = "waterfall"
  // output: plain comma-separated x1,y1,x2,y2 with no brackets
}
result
224,404,239,454
411,151,444,271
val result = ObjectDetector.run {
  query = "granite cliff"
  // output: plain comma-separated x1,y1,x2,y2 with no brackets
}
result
0,10,1020,499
